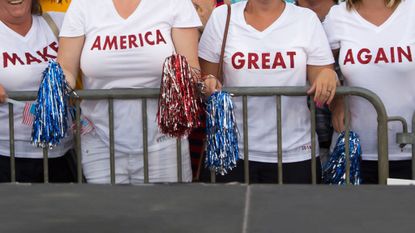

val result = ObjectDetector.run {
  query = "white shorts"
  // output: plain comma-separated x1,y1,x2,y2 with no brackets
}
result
81,133,192,184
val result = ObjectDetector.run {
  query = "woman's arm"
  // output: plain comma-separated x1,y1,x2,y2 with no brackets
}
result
57,36,85,89
0,84,6,103
307,64,337,106
327,48,345,132
199,58,222,96
172,28,200,69
173,27,221,96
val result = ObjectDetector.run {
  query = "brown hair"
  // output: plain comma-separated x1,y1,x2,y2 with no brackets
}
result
346,0,401,10
31,0,43,15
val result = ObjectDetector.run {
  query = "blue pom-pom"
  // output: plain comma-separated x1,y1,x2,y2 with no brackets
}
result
31,60,69,149
322,131,362,185
205,91,239,175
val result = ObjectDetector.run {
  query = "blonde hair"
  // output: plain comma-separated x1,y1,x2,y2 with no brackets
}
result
346,0,401,10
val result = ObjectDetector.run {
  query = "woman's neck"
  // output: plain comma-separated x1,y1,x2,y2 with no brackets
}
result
357,0,391,10
245,0,284,14
355,0,398,26
244,0,285,32
1,15,32,36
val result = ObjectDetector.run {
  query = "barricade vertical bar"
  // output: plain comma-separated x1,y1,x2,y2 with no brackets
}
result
43,148,49,183
412,112,415,180
344,97,351,185
310,99,317,185
8,104,16,183
176,138,182,183
210,170,216,184
276,96,283,184
243,96,249,184
210,170,216,183
75,100,83,183
108,98,115,185
371,94,389,185
142,99,149,184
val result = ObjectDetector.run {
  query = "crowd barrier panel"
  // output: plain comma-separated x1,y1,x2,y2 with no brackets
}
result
7,86,393,184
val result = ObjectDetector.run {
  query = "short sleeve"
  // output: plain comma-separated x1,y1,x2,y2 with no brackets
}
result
172,0,202,28
198,6,228,63
59,0,86,37
305,13,335,66
323,6,341,50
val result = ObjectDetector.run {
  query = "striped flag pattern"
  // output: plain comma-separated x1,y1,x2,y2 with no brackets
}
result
71,115,94,135
22,102,36,126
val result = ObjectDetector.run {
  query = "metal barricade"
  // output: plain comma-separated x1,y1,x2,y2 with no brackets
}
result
6,86,390,184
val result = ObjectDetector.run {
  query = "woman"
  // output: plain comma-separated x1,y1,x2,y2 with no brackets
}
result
0,0,75,183
325,0,415,183
58,0,202,184
199,0,337,183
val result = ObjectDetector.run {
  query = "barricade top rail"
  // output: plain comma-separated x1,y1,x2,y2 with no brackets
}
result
8,86,387,102
6,86,390,184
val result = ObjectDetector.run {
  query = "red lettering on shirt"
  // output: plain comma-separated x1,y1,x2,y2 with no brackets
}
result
272,52,286,69
232,52,245,69
138,33,144,47
91,36,102,51
25,52,42,65
49,41,59,53
357,48,372,64
262,53,270,69
156,29,167,44
144,32,154,45
398,46,413,63
103,36,118,50
374,48,389,64
3,52,24,68
2,42,58,68
343,49,355,65
120,36,127,49
231,51,296,70
90,30,168,51
248,53,259,69
287,51,296,68
128,35,138,48
343,46,413,65
36,45,57,61
390,47,395,63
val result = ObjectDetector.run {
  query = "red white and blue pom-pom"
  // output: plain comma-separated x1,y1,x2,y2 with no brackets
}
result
157,54,202,137
31,60,70,149
205,91,239,175
322,131,362,185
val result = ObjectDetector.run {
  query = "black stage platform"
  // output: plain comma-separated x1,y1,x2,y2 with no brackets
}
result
0,184,414,233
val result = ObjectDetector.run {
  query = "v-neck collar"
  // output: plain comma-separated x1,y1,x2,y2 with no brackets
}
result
108,0,145,22
351,2,403,33
239,1,290,38
0,15,35,42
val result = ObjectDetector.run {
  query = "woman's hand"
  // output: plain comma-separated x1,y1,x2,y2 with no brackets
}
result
199,58,223,98
330,96,346,133
307,65,338,107
201,74,222,97
0,84,7,103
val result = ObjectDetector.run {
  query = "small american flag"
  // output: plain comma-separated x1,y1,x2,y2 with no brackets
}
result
22,102,36,126
71,115,94,135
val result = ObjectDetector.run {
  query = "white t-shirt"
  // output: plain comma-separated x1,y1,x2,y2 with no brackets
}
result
199,2,334,163
324,1,415,161
60,0,202,153
0,12,73,158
